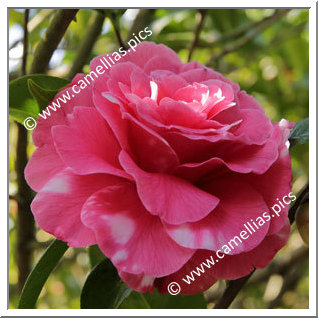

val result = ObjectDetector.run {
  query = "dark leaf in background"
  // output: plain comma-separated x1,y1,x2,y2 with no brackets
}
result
81,258,131,309
121,288,207,309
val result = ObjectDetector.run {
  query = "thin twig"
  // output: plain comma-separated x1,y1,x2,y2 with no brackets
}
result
213,270,255,309
30,9,78,74
67,11,105,78
15,8,34,294
208,9,291,66
188,9,207,62
9,9,55,51
126,9,155,41
198,16,273,49
21,9,29,75
109,12,127,50
206,246,308,304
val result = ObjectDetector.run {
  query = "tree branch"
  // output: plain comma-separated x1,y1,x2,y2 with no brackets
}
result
16,123,35,293
213,271,255,309
67,11,105,78
30,9,78,74
208,9,291,66
198,15,275,49
206,246,308,304
126,9,155,42
9,9,55,51
188,9,207,62
16,9,34,293
15,9,78,294
21,9,29,75
109,11,127,49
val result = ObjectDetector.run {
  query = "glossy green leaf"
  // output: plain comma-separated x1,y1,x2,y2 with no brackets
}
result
27,79,60,110
9,74,69,124
289,118,309,147
18,239,68,309
81,259,131,309
88,245,106,268
121,288,207,309
9,108,36,125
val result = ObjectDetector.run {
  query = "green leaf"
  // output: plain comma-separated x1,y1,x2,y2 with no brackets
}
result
18,239,68,309
9,108,37,125
88,245,106,268
289,118,309,147
9,9,24,27
81,259,131,309
120,292,152,309
9,74,69,124
121,288,207,309
27,79,60,110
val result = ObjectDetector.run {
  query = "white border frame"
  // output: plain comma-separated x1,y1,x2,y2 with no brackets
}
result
3,1,316,316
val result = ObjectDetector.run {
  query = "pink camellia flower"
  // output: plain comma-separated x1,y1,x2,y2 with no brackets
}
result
25,42,293,294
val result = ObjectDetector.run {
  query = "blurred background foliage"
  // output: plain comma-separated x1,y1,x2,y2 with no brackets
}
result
9,8,309,309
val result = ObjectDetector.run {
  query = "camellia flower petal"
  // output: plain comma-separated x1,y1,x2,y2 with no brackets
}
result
25,42,293,295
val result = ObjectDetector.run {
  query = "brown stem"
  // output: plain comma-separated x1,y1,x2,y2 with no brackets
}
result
15,8,78,294
9,9,55,51
16,122,34,293
21,9,29,75
126,9,155,42
198,16,273,49
16,123,35,293
67,11,105,78
214,271,255,309
206,247,308,304
188,9,207,62
30,9,78,74
110,12,127,50
15,8,34,294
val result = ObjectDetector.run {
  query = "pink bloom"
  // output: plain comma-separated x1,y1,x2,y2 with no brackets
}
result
25,42,293,294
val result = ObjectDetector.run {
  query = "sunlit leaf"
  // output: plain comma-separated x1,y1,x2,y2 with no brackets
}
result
27,79,60,110
9,74,69,124
88,245,106,268
18,239,68,309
